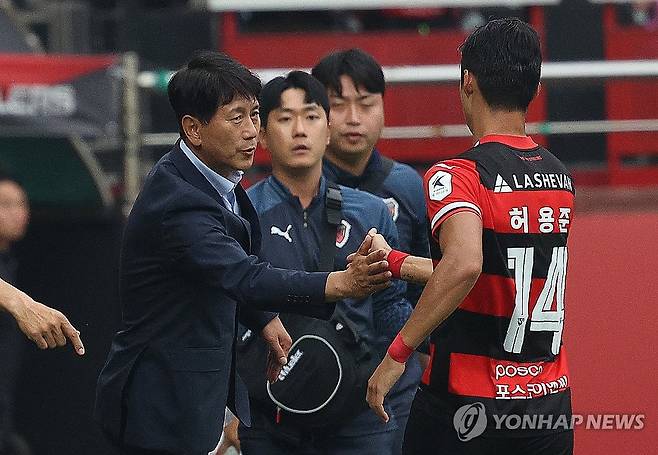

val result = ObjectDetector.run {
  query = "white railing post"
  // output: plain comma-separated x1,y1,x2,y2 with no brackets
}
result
122,52,141,216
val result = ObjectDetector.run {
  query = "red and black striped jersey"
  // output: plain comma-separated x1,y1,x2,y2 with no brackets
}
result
421,135,575,436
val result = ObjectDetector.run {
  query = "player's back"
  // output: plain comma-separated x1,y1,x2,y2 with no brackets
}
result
422,135,575,435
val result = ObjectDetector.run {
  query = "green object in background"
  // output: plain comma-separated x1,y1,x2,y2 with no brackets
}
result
537,122,553,135
156,70,174,93
417,23,431,36
0,137,106,208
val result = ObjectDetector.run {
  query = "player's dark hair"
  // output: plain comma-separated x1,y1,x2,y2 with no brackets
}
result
311,48,385,96
459,18,541,111
259,71,330,128
168,50,262,135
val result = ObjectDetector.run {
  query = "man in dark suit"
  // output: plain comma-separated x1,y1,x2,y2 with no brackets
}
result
95,51,391,455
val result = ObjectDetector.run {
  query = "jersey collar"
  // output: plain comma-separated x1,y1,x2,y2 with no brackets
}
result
477,134,538,150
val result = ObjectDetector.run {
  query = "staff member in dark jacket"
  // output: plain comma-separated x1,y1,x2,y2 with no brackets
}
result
240,71,406,454
94,51,391,455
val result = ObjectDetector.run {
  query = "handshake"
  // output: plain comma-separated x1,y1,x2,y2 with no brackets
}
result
324,228,394,301
262,228,395,384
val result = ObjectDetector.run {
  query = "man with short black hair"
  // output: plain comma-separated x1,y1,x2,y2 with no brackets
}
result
238,70,405,455
95,52,391,455
366,18,575,455
313,49,428,453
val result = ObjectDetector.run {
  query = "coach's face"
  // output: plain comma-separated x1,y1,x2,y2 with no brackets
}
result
184,96,260,178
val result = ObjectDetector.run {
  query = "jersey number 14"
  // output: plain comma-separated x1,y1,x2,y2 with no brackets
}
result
504,246,568,355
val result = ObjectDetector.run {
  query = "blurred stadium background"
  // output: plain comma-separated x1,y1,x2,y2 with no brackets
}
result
0,0,656,453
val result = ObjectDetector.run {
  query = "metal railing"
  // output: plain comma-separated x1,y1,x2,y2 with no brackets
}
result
203,0,561,12
138,59,658,145
125,58,658,204
137,60,658,89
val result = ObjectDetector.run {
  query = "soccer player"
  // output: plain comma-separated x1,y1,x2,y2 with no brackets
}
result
238,70,405,455
312,50,429,451
365,18,575,454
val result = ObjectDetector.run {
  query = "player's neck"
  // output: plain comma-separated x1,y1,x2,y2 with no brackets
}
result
324,147,372,177
472,108,527,143
272,164,322,209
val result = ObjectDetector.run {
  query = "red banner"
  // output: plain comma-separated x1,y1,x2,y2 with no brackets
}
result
0,53,121,138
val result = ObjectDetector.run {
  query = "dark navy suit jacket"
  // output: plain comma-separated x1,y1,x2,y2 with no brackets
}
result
95,144,332,453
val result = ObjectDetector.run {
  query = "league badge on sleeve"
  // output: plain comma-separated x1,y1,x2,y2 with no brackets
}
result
335,220,351,248
429,170,453,201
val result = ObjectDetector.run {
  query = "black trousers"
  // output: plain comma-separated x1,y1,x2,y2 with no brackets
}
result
403,391,574,455
118,449,174,455
238,409,397,455
0,312,22,453
105,432,177,455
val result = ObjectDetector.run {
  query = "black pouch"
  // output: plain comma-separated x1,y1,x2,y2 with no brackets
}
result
237,308,382,429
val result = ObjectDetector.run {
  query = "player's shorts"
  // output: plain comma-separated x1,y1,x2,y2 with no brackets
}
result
402,389,574,455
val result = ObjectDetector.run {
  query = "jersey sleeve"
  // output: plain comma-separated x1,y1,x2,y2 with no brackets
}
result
423,159,482,239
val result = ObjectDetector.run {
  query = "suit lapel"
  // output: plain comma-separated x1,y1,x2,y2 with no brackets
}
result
169,141,260,254
235,184,261,254
169,141,225,207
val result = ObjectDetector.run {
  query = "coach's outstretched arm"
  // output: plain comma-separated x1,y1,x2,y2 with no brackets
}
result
0,278,85,355
170,203,391,316
366,212,482,422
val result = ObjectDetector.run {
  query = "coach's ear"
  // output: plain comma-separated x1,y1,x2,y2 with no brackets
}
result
182,115,202,147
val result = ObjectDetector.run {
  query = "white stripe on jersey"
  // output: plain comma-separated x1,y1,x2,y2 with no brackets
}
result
430,201,482,231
